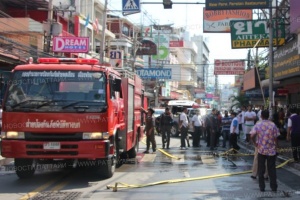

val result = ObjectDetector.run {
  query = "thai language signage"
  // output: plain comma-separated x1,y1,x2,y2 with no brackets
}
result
230,20,285,49
274,38,300,81
136,68,172,79
205,0,269,10
214,59,245,75
203,8,252,33
53,37,89,53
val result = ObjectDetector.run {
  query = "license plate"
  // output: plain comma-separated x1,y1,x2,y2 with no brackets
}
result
43,142,61,150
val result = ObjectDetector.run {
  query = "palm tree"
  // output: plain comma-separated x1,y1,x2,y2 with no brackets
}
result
229,94,249,110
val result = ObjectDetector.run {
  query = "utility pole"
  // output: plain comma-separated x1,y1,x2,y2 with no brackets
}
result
100,0,108,63
46,0,53,53
268,0,274,119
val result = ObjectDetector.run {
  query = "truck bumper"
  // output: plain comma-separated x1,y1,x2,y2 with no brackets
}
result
1,140,110,159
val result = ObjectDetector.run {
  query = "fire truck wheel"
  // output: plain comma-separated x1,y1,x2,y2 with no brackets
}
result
101,158,115,179
15,158,36,179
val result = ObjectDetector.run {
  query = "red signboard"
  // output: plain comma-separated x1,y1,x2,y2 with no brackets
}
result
277,89,289,95
53,37,89,53
169,41,184,47
214,59,245,75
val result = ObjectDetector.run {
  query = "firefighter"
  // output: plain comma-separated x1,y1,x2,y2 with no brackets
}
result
142,107,157,153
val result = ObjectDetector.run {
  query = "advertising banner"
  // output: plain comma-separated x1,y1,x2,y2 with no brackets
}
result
230,20,285,49
214,59,245,75
203,8,252,33
53,37,89,53
205,0,269,10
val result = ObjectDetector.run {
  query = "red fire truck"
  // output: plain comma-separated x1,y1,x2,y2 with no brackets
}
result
1,58,145,179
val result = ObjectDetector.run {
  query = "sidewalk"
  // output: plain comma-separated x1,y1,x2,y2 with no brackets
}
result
238,138,300,171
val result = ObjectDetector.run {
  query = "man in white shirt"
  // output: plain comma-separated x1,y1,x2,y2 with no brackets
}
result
244,105,257,142
240,106,246,140
192,110,203,147
179,107,189,149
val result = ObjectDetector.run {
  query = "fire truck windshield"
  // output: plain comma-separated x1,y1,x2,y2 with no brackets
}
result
4,70,107,112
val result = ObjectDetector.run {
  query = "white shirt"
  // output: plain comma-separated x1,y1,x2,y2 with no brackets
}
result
192,114,202,126
257,110,262,121
244,111,256,125
241,111,245,124
238,112,242,124
180,112,189,128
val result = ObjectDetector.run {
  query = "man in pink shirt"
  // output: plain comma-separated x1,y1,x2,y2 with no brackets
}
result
250,110,280,192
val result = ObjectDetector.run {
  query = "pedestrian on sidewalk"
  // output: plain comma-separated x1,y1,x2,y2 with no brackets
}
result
142,107,156,153
221,110,232,148
160,107,173,149
244,105,256,143
229,112,240,151
179,107,189,149
287,107,300,162
191,110,203,147
240,106,247,140
206,108,219,150
250,110,280,192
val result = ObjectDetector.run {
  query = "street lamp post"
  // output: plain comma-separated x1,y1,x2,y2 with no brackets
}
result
100,0,108,63
268,0,274,119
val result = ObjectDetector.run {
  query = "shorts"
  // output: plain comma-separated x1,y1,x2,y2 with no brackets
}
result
244,125,254,134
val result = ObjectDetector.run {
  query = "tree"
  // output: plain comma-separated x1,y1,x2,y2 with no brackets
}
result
229,94,249,110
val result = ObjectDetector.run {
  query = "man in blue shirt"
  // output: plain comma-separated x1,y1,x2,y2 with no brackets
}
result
230,112,240,151
221,110,233,148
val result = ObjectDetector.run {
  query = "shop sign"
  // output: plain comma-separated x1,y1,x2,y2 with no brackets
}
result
230,20,285,49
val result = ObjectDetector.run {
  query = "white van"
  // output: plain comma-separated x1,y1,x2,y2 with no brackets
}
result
167,100,199,137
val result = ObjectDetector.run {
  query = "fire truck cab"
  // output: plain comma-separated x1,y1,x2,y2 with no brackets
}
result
1,58,145,179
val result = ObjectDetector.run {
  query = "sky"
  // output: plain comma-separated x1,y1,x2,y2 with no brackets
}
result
107,0,250,84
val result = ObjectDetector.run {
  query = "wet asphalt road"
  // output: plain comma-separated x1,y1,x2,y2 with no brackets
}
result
0,136,300,200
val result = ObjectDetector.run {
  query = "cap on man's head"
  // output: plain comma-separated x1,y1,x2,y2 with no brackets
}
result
148,108,155,114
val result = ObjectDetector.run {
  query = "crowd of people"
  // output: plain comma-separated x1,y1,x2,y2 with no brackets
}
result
141,104,300,192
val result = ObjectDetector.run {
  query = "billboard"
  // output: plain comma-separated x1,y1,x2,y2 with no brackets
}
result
53,37,89,53
135,68,172,79
205,0,269,10
243,68,257,91
214,59,245,75
274,38,300,81
230,20,285,49
203,8,252,33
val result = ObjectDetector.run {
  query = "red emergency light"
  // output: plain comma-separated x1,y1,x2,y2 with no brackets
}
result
37,58,99,65
76,58,99,65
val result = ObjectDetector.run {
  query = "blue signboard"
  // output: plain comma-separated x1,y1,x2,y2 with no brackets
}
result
122,0,140,13
136,68,172,80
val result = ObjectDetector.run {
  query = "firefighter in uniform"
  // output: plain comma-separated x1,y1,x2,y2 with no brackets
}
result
142,107,157,153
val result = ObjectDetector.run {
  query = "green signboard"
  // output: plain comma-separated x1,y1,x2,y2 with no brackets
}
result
230,20,285,49
205,0,270,10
